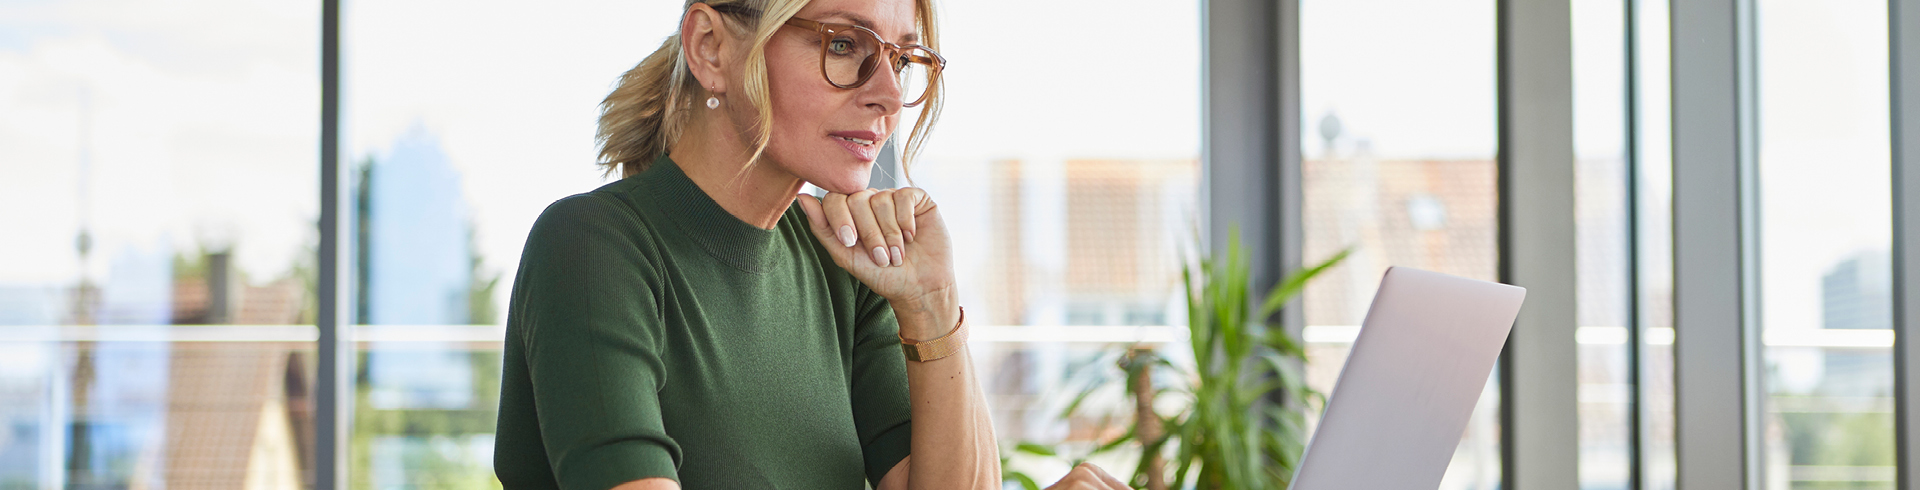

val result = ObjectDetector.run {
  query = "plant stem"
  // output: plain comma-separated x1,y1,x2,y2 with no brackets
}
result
1128,347,1168,490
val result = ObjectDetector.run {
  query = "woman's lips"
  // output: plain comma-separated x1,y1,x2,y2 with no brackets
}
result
829,131,881,162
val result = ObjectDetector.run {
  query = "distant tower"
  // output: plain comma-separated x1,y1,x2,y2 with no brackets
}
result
1819,250,1894,397
360,126,478,410
1317,111,1344,159
1821,251,1892,331
72,86,96,326
366,126,472,325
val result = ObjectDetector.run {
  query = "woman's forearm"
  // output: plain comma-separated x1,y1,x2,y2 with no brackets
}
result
895,301,1000,490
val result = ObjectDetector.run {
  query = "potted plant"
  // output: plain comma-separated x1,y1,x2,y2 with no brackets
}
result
1006,228,1349,490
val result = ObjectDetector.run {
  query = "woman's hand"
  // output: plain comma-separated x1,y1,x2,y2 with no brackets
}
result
796,188,958,338
1044,463,1131,490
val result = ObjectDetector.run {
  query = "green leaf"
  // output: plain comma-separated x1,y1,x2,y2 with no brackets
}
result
1260,247,1353,318
1058,380,1110,419
1006,472,1041,490
1014,442,1058,457
1265,326,1309,358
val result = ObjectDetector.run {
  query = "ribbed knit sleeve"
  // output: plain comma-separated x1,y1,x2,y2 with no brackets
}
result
847,284,914,486
500,193,681,490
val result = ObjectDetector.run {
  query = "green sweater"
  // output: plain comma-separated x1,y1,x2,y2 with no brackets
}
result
494,157,914,490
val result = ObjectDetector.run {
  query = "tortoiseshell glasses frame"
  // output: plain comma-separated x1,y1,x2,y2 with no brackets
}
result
781,17,946,108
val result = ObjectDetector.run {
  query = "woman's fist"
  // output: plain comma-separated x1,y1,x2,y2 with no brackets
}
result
1045,463,1131,490
796,187,957,336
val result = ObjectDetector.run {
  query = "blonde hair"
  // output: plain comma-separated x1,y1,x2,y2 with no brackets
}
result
596,0,944,179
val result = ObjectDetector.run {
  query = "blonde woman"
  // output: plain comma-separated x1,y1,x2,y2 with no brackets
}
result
492,0,1126,488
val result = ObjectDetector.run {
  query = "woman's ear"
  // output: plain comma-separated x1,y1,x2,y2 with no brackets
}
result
681,4,731,96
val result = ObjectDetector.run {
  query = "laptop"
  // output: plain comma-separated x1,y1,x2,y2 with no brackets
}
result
1288,267,1526,490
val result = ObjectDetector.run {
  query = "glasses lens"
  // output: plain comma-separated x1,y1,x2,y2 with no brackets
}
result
822,29,879,87
896,52,933,106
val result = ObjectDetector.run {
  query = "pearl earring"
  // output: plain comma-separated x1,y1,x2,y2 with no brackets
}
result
706,96,720,109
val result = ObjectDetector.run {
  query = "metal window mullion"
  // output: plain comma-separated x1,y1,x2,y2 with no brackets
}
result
1495,0,1580,488
1276,0,1303,337
1203,0,1302,418
316,0,350,488
1892,0,1920,487
1670,0,1761,487
1733,1,1766,487
1202,0,1282,295
1624,1,1647,488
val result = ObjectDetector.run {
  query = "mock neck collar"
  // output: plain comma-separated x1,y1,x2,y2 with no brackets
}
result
634,155,781,273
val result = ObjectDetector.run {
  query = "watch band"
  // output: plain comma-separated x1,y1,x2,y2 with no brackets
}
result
900,307,967,362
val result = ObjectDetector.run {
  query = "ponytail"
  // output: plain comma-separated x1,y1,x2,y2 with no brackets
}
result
596,34,696,178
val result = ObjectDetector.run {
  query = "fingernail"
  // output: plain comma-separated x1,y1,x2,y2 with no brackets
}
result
838,225,857,248
889,246,903,266
871,247,889,266
904,230,914,243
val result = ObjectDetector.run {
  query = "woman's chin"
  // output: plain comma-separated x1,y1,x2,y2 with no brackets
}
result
810,173,872,194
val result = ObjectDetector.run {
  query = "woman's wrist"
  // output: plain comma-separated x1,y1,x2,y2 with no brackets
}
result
891,286,961,341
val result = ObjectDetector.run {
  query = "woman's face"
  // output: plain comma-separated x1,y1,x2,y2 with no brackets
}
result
748,0,918,194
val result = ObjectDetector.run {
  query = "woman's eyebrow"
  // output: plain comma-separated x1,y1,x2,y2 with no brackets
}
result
815,9,919,43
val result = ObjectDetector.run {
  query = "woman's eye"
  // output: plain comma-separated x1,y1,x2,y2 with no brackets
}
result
827,38,856,55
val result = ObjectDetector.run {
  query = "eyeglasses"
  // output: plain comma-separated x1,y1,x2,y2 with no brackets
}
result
781,17,945,108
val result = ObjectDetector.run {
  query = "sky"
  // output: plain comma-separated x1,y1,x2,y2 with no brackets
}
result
1752,0,1893,333
0,0,318,286
0,0,1900,334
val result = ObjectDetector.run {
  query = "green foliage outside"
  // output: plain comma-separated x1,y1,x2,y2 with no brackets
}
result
350,351,505,490
1779,404,1895,490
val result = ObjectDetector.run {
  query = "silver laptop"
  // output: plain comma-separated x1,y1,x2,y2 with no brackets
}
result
1288,267,1526,490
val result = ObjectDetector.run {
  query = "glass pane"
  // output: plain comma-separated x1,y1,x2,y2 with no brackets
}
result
1573,1,1633,488
0,0,320,487
1300,0,1500,488
1755,1,1897,488
921,0,1200,484
343,0,682,486
1633,0,1679,487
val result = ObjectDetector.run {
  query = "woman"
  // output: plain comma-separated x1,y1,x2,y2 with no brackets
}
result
493,0,1129,488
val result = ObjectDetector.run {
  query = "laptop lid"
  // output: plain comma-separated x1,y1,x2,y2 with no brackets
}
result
1288,267,1526,490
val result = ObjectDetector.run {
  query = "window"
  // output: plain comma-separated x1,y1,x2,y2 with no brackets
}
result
1631,0,1679,487
1573,1,1635,488
343,0,680,484
1754,0,1898,486
0,0,320,486
1573,1,1683,489
924,0,1201,480
1301,0,1501,487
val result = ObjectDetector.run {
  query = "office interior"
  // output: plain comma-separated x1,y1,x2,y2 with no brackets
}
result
3,0,1919,488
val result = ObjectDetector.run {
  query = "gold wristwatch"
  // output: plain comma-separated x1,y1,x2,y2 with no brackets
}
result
900,307,967,362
